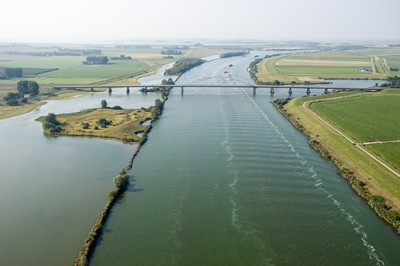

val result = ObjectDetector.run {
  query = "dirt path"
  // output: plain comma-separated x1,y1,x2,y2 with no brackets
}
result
371,55,376,74
303,100,400,178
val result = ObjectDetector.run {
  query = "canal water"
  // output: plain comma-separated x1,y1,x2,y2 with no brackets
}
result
88,53,399,266
0,51,397,266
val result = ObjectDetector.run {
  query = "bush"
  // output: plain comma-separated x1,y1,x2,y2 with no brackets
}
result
387,210,400,221
6,99,18,106
113,105,122,110
20,98,28,103
94,126,99,130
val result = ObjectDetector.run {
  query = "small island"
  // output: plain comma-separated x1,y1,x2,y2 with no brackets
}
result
35,100,160,143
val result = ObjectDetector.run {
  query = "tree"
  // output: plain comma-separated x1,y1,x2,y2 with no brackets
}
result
101,100,108,108
28,81,39,95
44,113,58,125
17,80,39,96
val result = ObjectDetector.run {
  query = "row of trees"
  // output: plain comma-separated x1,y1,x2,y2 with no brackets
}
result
83,56,109,65
164,58,205,76
109,54,132,60
2,80,39,105
1,67,23,78
161,50,182,55
220,51,249,58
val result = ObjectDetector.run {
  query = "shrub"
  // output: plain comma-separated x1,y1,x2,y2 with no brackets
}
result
113,105,122,110
20,98,28,103
94,126,99,130
387,210,400,221
6,99,18,106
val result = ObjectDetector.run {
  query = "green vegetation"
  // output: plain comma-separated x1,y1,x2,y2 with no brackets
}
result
220,51,248,58
161,50,182,55
380,75,400,88
1,67,22,78
35,107,152,143
82,56,108,65
252,50,400,84
101,100,107,109
109,54,132,60
164,58,205,75
274,90,400,235
310,92,400,142
73,169,130,266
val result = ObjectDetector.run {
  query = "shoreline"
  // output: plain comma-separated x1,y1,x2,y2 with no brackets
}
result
273,97,400,235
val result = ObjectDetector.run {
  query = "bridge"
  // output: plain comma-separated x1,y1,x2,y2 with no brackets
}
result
52,84,381,94
52,75,382,94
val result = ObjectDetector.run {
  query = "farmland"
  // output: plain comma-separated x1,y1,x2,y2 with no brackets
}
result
310,91,400,142
283,89,400,214
255,49,400,84
309,90,400,171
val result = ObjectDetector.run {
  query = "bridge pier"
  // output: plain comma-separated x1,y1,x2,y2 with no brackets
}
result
306,88,310,94
270,87,274,93
126,87,130,93
108,87,112,93
181,86,184,93
253,87,256,94
90,87,94,92
324,88,328,93
144,87,147,93
288,88,292,94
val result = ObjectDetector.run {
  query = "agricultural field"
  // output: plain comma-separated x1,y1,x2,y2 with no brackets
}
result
255,49,400,84
284,89,400,212
309,90,400,170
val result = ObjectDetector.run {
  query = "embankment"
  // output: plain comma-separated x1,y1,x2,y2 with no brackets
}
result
273,98,400,235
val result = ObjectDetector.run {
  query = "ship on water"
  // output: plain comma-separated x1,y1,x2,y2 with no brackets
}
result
223,71,231,79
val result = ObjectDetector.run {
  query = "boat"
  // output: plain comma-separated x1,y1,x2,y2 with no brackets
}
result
229,64,233,67
223,71,231,79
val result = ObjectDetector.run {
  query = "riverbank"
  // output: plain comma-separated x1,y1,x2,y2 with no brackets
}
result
273,93,400,234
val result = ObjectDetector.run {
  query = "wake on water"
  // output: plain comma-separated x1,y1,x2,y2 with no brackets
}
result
218,80,384,265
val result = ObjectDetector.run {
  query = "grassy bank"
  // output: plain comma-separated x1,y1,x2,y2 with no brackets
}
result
274,91,400,234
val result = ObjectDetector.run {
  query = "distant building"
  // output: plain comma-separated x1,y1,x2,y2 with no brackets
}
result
358,68,369,72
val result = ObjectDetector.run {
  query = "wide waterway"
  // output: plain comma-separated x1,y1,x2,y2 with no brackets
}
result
89,53,400,265
0,51,398,265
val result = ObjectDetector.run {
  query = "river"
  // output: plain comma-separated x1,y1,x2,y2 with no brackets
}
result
89,52,400,266
0,51,399,265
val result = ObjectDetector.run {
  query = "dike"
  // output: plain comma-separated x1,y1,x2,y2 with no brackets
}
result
273,99,400,235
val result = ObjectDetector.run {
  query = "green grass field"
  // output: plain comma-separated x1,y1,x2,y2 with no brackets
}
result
310,91,400,142
367,142,400,171
285,90,400,211
0,59,147,85
0,56,86,68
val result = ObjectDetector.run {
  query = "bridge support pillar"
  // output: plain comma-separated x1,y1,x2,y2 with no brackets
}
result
162,87,165,92
324,88,328,93
288,88,292,94
306,88,310,94
270,87,274,93
126,87,130,93
253,87,256,94
144,87,147,93
90,87,94,92
108,87,112,93
181,86,184,93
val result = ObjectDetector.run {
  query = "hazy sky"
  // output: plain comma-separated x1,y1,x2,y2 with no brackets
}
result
1,0,399,42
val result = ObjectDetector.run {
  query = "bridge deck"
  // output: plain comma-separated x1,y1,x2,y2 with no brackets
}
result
52,84,383,90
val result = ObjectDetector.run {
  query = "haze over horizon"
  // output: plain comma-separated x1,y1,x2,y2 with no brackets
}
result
1,0,399,43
